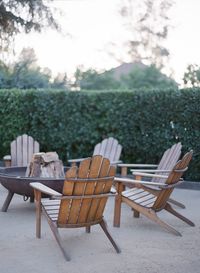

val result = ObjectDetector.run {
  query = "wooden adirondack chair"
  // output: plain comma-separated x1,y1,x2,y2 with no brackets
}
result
30,155,121,261
3,134,40,167
114,151,195,236
117,142,185,209
68,137,122,166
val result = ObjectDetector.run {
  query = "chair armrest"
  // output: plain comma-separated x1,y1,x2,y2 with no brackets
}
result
117,163,158,168
130,169,171,173
132,172,168,179
3,155,11,167
68,157,87,164
30,182,62,197
114,177,169,188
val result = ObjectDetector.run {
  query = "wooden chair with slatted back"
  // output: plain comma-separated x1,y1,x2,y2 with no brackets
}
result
114,151,195,236
68,137,122,166
117,142,185,209
30,155,121,261
3,134,40,167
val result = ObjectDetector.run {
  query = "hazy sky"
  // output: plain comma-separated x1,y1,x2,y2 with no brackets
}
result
14,0,200,84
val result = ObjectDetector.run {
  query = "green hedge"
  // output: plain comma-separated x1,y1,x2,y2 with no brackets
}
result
0,88,199,181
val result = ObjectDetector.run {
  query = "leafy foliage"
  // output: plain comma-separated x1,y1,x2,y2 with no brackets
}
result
0,47,68,89
74,68,120,90
118,0,173,68
121,64,178,89
0,0,58,36
0,0,59,53
0,88,199,181
73,65,177,90
183,64,200,87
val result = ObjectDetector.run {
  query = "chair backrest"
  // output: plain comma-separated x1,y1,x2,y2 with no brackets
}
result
11,134,40,167
152,142,182,183
153,151,193,210
93,137,122,164
57,155,115,227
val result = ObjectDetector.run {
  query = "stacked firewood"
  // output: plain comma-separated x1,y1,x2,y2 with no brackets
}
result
26,152,64,178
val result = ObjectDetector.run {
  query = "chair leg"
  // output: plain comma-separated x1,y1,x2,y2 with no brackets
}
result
1,191,14,212
145,209,182,236
100,219,121,253
86,226,91,233
165,203,195,226
133,209,140,218
113,183,124,227
123,196,182,236
47,217,70,261
168,198,186,209
34,190,42,238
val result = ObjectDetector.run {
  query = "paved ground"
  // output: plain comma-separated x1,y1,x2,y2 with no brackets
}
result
0,184,200,273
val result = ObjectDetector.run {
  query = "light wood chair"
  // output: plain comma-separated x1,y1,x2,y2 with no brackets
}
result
3,134,40,167
68,137,122,166
114,151,195,236
117,142,185,209
30,155,121,261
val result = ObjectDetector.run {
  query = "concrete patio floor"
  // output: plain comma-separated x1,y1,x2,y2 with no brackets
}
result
0,183,200,273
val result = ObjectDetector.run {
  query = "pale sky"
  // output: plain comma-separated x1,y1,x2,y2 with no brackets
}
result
14,0,200,84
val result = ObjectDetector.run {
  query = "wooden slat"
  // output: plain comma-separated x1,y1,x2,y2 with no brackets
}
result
104,137,114,159
58,166,77,225
16,135,23,166
108,138,118,162
86,158,111,222
11,139,17,166
10,134,40,166
113,144,122,163
93,143,101,155
95,164,115,219
78,156,103,223
34,140,40,154
129,193,155,204
153,151,192,210
22,134,28,166
122,188,146,198
28,135,34,164
67,158,91,224
41,200,61,206
93,137,122,164
140,198,156,207
153,143,182,184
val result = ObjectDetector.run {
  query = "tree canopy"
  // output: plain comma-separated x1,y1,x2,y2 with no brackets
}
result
0,47,68,89
73,64,177,91
183,64,200,87
110,0,173,69
0,0,59,51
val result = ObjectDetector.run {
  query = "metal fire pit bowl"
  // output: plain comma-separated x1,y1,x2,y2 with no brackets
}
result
0,166,69,212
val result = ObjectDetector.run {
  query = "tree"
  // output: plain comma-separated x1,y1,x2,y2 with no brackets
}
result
183,64,200,87
10,47,50,88
0,0,59,51
51,73,69,89
0,47,69,89
114,0,173,68
0,60,11,87
121,64,178,89
73,68,119,90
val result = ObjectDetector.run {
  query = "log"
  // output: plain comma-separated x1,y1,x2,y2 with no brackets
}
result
26,152,64,178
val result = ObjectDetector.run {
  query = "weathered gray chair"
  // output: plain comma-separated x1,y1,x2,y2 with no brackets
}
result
3,134,40,167
2,134,40,211
114,151,194,236
31,155,121,261
68,137,122,166
117,142,185,209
